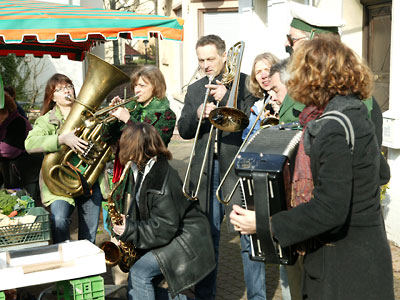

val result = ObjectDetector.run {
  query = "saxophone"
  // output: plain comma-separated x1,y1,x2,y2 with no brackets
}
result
100,161,140,273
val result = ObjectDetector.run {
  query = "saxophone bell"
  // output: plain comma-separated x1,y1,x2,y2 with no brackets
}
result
100,241,122,267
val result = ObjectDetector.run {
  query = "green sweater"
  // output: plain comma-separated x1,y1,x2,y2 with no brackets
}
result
102,96,176,146
278,94,373,124
25,106,74,206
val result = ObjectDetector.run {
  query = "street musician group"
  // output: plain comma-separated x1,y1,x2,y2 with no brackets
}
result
1,1,393,300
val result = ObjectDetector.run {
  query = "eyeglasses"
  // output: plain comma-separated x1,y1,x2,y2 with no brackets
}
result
286,34,307,47
54,85,74,93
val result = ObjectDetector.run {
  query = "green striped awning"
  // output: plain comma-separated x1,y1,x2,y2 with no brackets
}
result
0,0,184,61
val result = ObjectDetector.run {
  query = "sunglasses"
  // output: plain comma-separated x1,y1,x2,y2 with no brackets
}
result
286,34,307,47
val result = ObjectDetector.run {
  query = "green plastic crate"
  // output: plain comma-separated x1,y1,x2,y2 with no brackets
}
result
0,207,50,247
56,276,105,300
0,291,5,300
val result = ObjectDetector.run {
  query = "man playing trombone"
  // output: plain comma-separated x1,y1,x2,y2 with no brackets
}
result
178,35,258,300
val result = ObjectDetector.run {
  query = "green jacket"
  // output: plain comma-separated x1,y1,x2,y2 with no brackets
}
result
25,106,106,206
278,94,306,124
279,94,374,125
102,97,176,146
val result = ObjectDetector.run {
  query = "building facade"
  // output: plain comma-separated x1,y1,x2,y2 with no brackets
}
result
31,0,400,245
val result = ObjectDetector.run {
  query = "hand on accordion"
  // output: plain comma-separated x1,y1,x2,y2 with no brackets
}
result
230,205,257,235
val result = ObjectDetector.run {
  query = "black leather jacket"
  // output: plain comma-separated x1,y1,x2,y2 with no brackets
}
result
115,156,215,297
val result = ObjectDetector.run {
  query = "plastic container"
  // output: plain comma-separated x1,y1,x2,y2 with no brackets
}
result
0,207,50,247
21,195,35,209
56,276,105,300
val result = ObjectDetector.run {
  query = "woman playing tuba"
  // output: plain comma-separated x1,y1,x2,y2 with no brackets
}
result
25,73,104,244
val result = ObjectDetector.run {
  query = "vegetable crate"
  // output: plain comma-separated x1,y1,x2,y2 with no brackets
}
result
0,207,50,247
56,276,105,300
0,291,4,300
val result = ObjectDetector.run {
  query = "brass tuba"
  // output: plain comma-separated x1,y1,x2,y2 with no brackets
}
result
41,53,130,197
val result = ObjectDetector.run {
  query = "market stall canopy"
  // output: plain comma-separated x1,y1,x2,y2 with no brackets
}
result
0,0,184,61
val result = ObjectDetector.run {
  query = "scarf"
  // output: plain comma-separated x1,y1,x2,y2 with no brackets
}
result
112,97,171,183
290,105,325,208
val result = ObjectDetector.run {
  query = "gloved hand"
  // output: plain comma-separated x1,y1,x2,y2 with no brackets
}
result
58,129,88,154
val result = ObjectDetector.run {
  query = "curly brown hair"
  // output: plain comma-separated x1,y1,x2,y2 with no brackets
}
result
246,52,279,98
119,122,172,169
287,36,374,107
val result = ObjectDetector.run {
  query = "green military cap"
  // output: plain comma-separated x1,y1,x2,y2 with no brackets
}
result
290,1,344,35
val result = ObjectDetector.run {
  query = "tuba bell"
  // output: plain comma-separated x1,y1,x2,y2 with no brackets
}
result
41,53,130,198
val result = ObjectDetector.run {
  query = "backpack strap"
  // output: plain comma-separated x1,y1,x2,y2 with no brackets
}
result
317,110,355,154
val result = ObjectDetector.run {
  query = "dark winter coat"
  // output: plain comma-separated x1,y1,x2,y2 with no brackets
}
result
177,73,257,230
113,157,216,298
0,110,42,189
271,95,394,300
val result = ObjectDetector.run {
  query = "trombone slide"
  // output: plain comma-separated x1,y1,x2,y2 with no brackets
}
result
216,95,272,205
182,76,214,200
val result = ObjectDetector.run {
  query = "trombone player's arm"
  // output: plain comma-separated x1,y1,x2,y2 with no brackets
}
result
178,81,208,139
206,80,227,102
178,78,230,138
197,102,217,120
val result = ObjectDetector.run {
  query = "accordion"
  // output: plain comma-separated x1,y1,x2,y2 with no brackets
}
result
235,125,302,265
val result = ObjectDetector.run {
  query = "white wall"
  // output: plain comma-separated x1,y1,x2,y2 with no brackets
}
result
339,0,363,56
383,0,400,245
238,0,290,75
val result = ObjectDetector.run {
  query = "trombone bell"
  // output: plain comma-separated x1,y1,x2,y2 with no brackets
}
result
260,116,279,127
208,41,249,133
209,107,249,132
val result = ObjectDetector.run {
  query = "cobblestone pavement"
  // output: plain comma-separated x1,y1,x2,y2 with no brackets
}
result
13,139,400,299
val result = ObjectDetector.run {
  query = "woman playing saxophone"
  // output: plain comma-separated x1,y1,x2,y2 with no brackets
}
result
110,122,215,300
